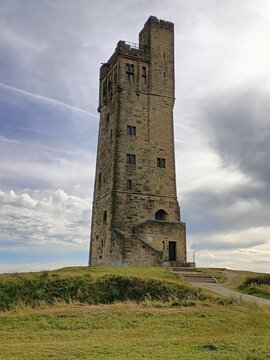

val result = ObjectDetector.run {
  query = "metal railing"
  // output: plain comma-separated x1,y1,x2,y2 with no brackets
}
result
123,41,140,50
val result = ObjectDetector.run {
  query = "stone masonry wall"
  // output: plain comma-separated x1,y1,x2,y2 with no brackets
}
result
89,16,187,266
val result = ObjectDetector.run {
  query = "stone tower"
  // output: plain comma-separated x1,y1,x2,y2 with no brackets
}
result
89,16,187,266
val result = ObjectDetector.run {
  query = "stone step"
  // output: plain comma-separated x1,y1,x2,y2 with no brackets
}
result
168,266,217,283
181,275,216,283
182,272,210,277
169,267,199,272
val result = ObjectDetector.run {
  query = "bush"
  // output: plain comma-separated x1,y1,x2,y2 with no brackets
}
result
238,275,270,300
240,275,270,288
0,273,206,311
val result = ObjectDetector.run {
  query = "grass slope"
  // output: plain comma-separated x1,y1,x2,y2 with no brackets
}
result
201,268,270,300
0,267,208,311
0,267,270,359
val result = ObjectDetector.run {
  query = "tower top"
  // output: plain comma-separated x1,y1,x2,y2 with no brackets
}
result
141,16,174,31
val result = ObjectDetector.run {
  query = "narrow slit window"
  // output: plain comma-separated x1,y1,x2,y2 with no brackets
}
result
103,210,107,223
127,179,132,189
113,65,117,86
142,66,147,84
98,172,102,188
102,80,107,98
127,125,136,136
106,113,110,126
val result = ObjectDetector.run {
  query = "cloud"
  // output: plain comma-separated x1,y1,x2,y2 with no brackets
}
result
174,77,270,273
0,135,96,194
0,188,91,249
201,81,270,185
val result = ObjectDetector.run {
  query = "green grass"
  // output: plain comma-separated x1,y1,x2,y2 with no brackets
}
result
0,302,269,359
1,266,270,359
0,267,209,311
202,268,270,300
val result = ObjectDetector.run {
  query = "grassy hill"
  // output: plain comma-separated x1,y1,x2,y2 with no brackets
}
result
201,268,270,300
0,266,270,359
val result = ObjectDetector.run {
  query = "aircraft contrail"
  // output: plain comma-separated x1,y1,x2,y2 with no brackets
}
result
0,82,98,117
40,0,61,10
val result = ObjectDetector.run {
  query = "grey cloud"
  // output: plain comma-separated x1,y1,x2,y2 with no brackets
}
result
201,83,270,185
191,239,265,251
183,184,270,236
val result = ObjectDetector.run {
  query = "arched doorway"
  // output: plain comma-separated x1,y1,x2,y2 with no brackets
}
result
155,209,168,221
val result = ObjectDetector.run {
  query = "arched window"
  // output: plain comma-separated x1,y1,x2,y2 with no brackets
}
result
155,209,168,221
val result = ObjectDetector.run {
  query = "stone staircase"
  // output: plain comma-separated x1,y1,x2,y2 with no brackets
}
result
169,266,217,283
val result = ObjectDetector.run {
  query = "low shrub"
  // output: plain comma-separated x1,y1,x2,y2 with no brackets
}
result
0,273,206,311
241,274,270,287
239,274,270,299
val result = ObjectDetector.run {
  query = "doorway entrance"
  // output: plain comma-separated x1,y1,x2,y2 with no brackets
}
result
168,241,177,261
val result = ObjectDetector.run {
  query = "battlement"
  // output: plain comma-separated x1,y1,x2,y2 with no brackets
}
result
100,39,149,79
142,16,174,31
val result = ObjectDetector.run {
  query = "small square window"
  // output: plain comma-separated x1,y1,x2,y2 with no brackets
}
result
127,154,136,164
157,158,166,168
127,125,136,136
147,234,154,241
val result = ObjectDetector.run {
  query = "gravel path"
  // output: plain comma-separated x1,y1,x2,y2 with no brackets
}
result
192,282,270,306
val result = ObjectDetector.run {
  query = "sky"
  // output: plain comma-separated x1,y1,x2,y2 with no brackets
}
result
0,0,270,273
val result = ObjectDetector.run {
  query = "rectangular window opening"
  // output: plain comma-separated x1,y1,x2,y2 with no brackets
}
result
157,158,166,168
147,234,154,242
127,125,136,136
127,179,132,189
142,66,147,84
113,65,117,86
125,63,134,81
106,113,110,126
127,154,136,164
98,172,102,188
102,80,107,98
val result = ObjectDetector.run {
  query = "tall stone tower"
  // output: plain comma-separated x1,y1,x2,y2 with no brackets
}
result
89,16,187,266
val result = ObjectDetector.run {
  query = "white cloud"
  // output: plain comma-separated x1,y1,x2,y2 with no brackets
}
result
0,188,91,248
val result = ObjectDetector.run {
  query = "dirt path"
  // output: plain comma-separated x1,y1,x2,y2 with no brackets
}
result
192,282,270,306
